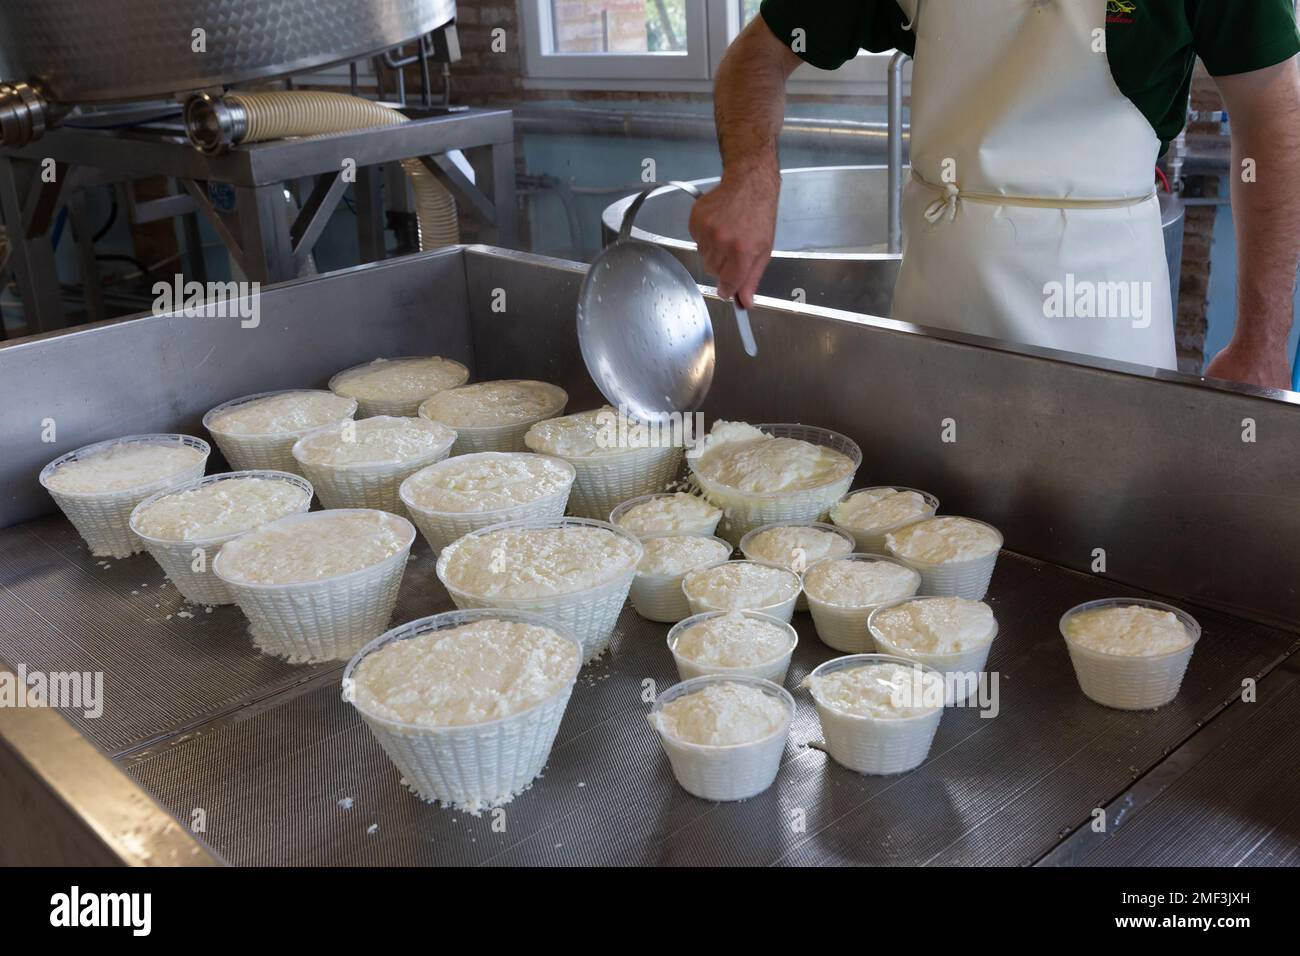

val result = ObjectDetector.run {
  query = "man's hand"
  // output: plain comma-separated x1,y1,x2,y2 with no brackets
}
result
1205,338,1293,390
691,17,802,308
1211,58,1300,390
689,165,779,307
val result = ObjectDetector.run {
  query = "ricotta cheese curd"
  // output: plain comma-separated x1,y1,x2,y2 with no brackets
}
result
207,390,355,436
638,534,731,576
872,597,996,653
133,477,310,541
674,612,792,668
331,356,468,404
744,525,852,570
832,487,931,531
352,619,579,727
1064,605,1193,657
45,441,206,494
616,493,721,534
525,405,674,458
807,662,941,719
804,558,920,608
683,561,800,610
652,681,788,746
692,421,854,493
402,454,572,513
420,380,565,428
440,525,640,599
294,417,455,466
887,516,1001,564
218,511,409,585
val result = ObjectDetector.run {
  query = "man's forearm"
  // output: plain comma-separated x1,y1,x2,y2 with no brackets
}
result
713,19,799,183
1217,61,1300,380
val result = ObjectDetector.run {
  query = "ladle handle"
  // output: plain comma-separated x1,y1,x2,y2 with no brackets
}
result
618,180,758,357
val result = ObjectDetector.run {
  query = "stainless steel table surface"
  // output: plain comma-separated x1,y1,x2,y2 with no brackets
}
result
2,512,1294,866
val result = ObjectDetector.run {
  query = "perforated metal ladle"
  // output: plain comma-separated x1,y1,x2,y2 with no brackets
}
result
577,180,757,425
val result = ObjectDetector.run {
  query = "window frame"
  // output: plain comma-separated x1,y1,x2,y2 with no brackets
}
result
520,0,908,96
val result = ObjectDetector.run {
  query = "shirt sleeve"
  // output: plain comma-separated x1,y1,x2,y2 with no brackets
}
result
1189,0,1300,77
758,0,915,70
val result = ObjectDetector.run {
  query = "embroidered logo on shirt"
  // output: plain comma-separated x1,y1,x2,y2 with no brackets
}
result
1106,0,1137,24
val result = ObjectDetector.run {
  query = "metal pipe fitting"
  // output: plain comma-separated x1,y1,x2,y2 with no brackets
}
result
183,92,249,154
0,82,50,147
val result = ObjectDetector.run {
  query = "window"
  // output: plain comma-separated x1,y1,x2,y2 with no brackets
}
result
521,0,908,94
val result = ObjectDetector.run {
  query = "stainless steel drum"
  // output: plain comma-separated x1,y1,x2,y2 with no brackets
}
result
0,0,455,104
602,165,1187,318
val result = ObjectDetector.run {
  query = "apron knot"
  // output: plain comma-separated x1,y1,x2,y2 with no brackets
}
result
924,182,960,224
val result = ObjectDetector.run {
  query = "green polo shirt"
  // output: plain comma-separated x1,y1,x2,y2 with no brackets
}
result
759,0,1300,154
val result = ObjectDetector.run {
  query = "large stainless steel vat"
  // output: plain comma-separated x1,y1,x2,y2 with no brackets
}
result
0,0,455,104
603,166,1186,317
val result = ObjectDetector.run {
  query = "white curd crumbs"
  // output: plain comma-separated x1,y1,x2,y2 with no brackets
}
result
675,612,792,668
294,417,455,466
420,380,564,428
804,559,920,608
218,511,409,585
46,442,205,494
683,562,800,610
208,390,355,436
652,681,788,746
638,535,731,576
745,525,851,570
887,516,1001,564
808,662,941,719
441,526,639,599
616,493,721,534
134,477,309,541
873,597,996,653
832,487,931,530
353,619,578,727
525,406,675,458
693,421,853,493
331,357,468,402
1064,605,1193,657
403,454,572,513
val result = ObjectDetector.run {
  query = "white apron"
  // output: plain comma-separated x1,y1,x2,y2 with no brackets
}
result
892,0,1178,370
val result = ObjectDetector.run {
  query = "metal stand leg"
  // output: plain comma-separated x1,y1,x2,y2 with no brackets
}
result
64,188,105,324
353,166,386,264
490,138,518,247
0,157,66,332
235,184,295,283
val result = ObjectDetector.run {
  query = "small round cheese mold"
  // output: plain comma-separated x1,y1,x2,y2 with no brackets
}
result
418,379,567,455
739,520,855,611
524,406,685,520
803,554,922,653
680,559,802,623
399,452,575,553
203,389,358,474
129,471,313,605
346,608,583,812
436,517,643,661
630,533,733,623
291,416,456,513
687,421,861,547
213,509,415,662
868,596,998,704
667,610,798,684
610,492,722,537
802,655,945,775
648,675,794,801
830,486,939,553
1060,598,1201,710
40,434,211,559
329,355,470,417
885,516,1003,601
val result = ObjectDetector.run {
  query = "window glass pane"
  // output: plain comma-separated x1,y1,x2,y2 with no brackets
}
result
548,0,688,54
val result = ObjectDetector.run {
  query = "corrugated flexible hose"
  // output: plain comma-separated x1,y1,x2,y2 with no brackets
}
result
226,91,458,251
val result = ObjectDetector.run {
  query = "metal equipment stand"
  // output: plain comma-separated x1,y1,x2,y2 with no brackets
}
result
0,106,517,333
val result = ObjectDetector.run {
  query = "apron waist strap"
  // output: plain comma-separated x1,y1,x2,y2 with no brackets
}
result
911,169,1157,224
